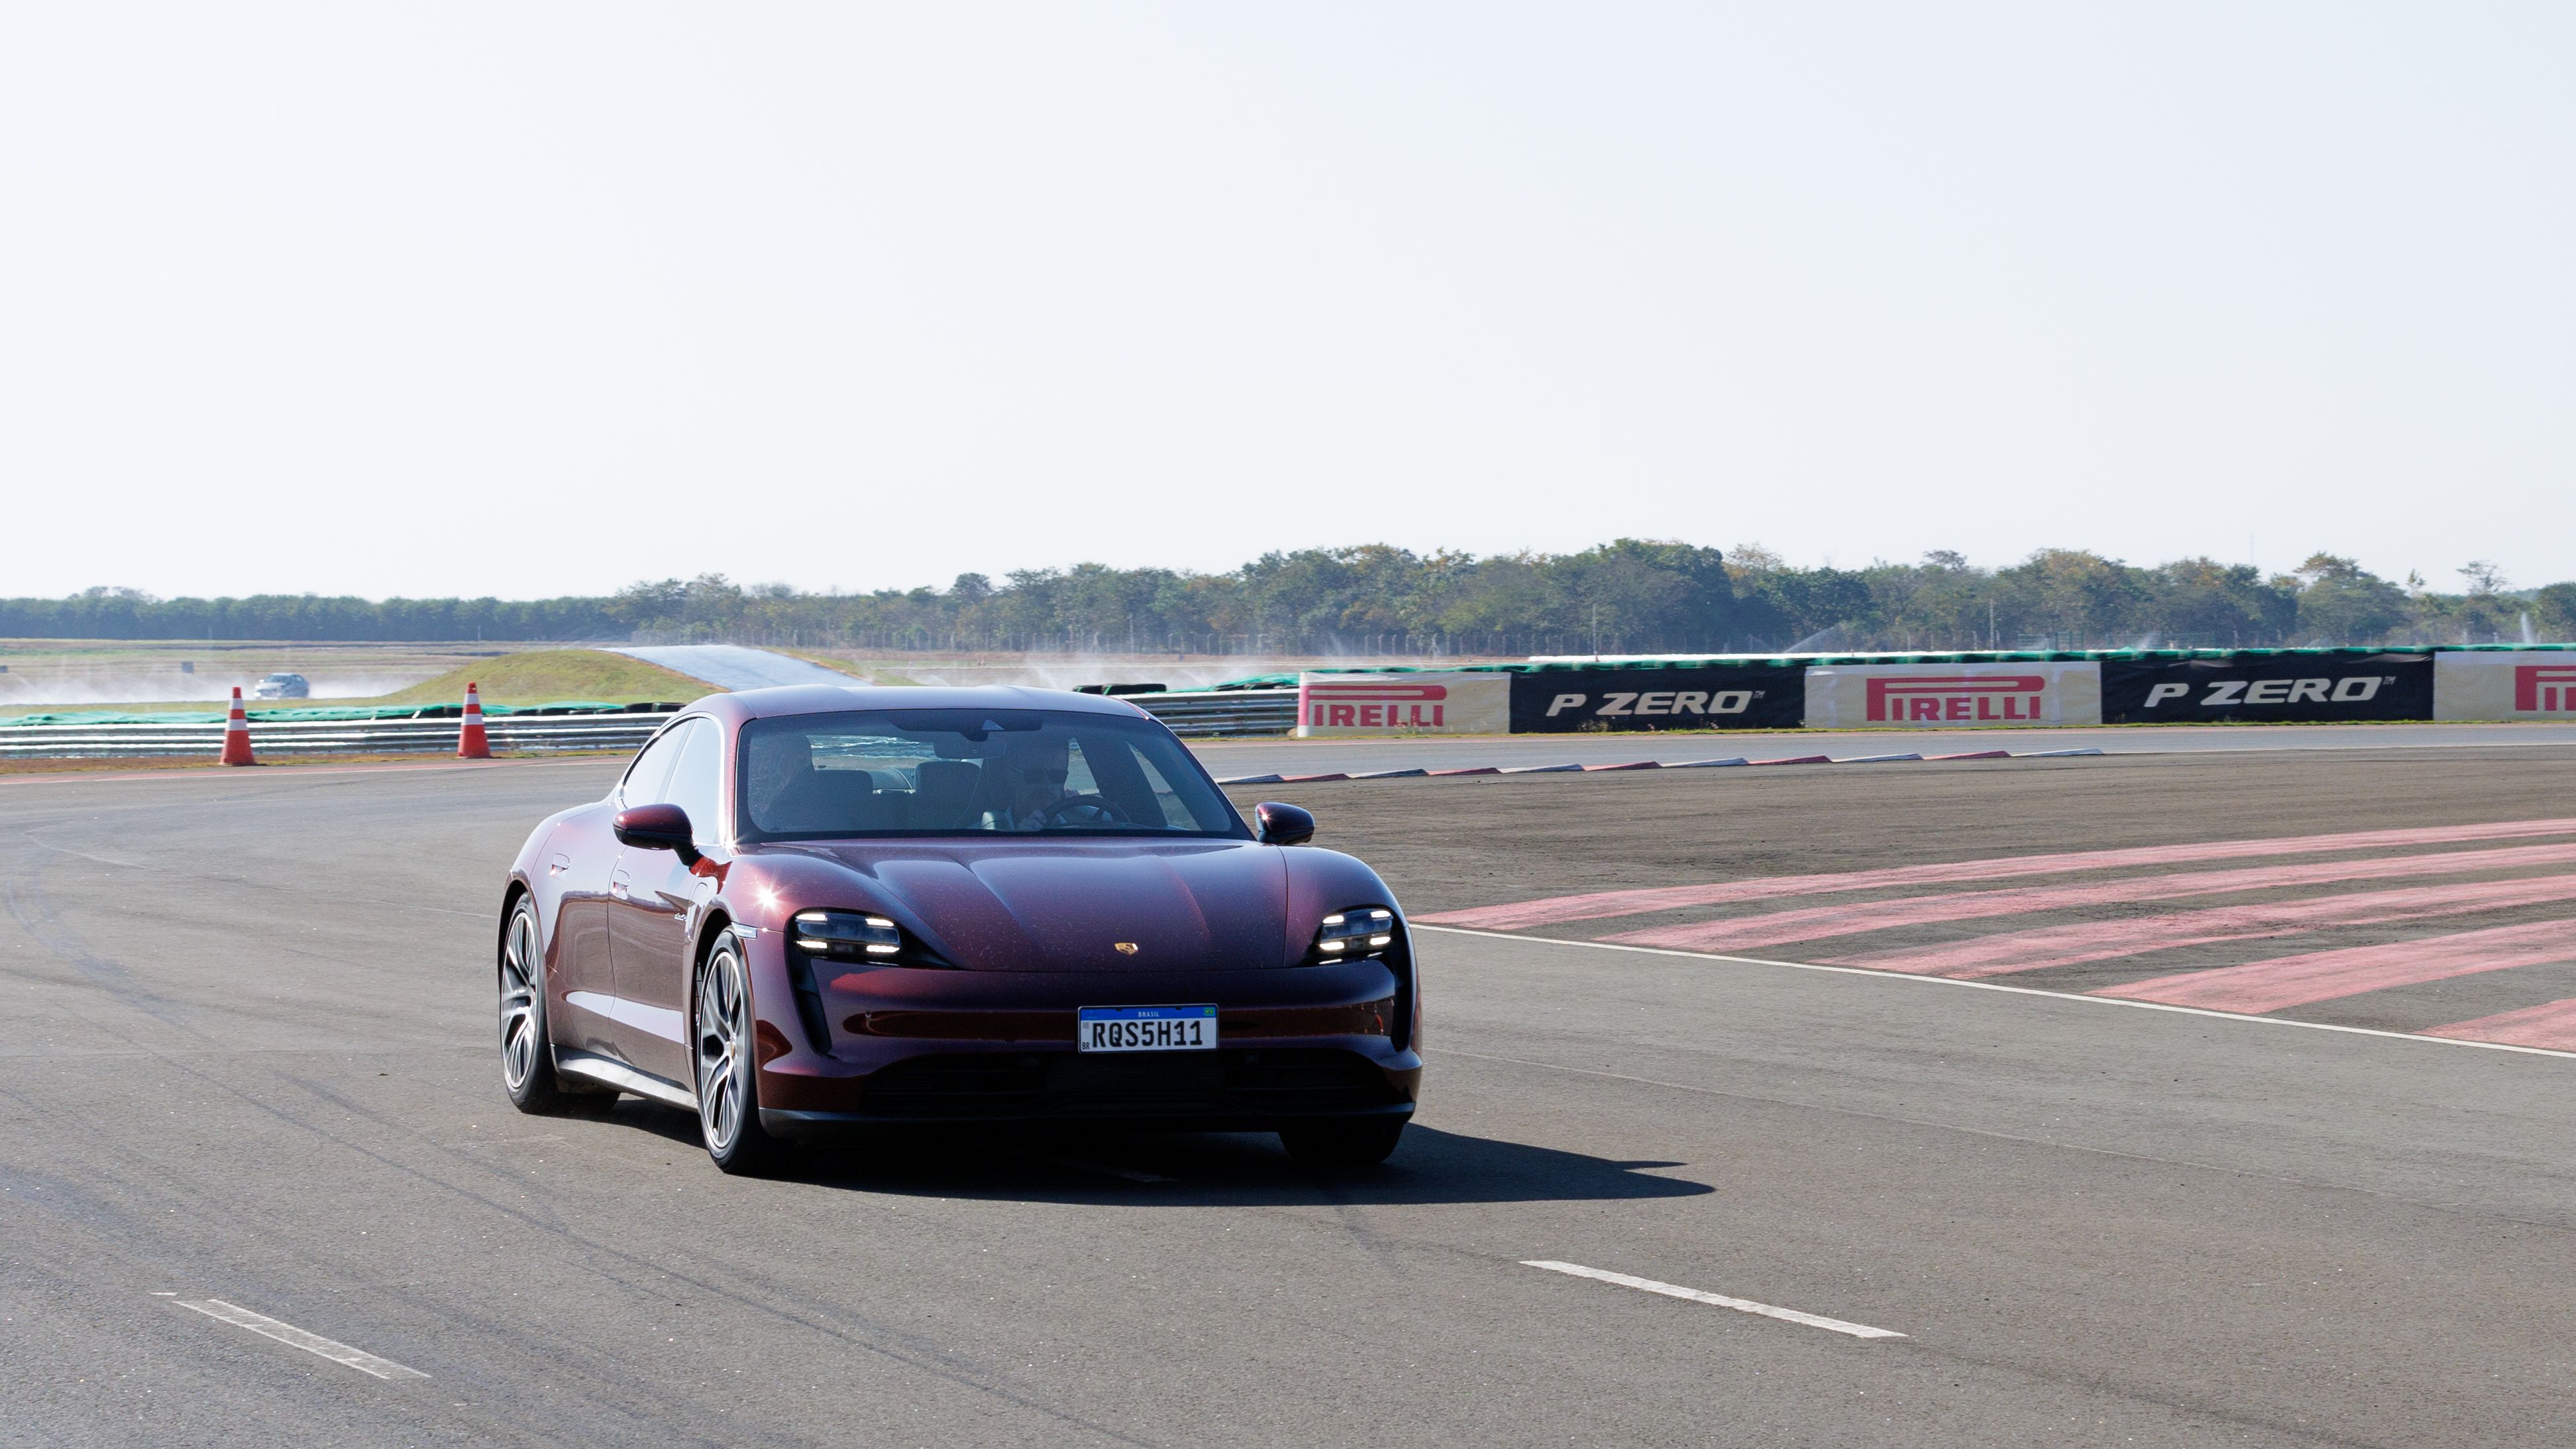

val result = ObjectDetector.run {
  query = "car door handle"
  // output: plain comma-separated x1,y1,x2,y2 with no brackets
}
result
610,872,631,900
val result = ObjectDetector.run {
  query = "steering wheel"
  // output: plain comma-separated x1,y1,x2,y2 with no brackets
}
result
1033,794,1131,827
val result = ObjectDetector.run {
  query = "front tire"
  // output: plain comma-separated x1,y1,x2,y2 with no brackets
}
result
1279,1118,1406,1169
694,932,782,1174
499,897,578,1113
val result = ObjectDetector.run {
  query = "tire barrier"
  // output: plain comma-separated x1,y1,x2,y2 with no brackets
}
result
2434,651,2576,721
1508,662,1805,733
1214,747,2104,784
1270,645,2576,735
2100,653,2434,724
1802,660,2100,729
1293,673,1509,737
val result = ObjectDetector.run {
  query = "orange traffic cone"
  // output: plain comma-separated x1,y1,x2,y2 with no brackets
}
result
219,686,256,766
457,682,492,759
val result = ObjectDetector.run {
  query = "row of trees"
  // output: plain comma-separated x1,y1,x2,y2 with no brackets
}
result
10,543,2573,653
0,591,617,643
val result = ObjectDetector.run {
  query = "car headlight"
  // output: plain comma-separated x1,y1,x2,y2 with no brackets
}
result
793,909,903,960
1315,907,1396,961
789,908,955,972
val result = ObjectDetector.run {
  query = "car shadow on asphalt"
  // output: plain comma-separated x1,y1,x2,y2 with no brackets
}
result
776,1124,1715,1206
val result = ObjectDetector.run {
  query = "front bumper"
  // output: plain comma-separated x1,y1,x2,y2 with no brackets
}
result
751,953,1420,1134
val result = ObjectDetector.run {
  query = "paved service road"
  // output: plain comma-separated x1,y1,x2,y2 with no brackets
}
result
4,757,2571,1446
604,645,861,690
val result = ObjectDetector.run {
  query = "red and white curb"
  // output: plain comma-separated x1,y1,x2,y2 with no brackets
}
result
1217,747,2102,785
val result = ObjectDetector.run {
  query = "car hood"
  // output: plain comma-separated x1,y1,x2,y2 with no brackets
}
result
773,838,1297,972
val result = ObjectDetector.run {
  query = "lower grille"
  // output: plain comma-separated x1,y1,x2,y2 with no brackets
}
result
859,1048,1401,1121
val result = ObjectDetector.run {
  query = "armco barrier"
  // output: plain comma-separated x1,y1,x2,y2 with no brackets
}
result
0,710,676,759
0,693,1289,758
1127,688,1299,737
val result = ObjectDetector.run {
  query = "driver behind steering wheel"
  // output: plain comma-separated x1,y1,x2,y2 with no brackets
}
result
994,733,1077,830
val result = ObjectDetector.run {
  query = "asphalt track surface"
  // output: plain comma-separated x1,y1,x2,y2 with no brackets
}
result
603,645,857,690
6,749,2575,1446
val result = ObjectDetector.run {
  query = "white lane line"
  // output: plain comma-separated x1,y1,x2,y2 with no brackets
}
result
172,1299,430,1379
1523,1260,1905,1340
1417,926,2576,1062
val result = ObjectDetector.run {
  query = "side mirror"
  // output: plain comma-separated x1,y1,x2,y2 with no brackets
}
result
614,802,702,865
1254,801,1315,846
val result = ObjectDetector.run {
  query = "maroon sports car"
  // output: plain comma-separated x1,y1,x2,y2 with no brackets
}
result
496,686,1421,1173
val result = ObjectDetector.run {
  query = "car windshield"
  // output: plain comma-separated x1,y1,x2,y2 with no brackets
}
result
737,709,1246,840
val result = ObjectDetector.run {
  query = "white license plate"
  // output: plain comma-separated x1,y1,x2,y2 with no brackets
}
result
1077,1005,1218,1053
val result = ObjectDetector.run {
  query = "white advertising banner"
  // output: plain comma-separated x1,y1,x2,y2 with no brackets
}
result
2434,651,2576,721
1293,672,1510,737
1804,661,2103,729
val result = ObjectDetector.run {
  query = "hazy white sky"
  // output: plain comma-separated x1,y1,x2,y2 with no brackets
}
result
4,3,2571,601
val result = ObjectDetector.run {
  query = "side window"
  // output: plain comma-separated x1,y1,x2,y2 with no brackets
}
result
665,719,725,844
619,722,693,806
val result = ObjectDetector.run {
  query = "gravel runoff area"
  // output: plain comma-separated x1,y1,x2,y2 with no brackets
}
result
2,748,2572,1445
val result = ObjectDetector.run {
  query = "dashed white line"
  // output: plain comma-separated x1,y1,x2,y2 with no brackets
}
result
172,1298,430,1379
1521,1260,1905,1340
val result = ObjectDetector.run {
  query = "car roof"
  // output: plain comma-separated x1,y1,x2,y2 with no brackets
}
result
678,684,1154,727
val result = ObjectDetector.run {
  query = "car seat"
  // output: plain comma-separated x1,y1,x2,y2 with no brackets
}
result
747,733,900,833
909,758,983,828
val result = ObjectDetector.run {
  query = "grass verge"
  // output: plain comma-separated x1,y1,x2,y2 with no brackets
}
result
373,649,710,707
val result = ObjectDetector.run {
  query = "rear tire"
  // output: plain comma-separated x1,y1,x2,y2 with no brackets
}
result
694,931,784,1175
1279,1118,1406,1169
498,896,586,1114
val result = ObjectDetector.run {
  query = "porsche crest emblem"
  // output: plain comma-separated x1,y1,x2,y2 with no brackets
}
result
1114,941,1140,955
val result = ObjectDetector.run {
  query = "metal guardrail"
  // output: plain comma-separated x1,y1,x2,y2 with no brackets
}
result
1127,688,1297,737
0,691,1298,757
0,711,676,759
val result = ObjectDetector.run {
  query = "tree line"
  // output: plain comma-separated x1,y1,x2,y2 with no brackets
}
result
9,541,2573,653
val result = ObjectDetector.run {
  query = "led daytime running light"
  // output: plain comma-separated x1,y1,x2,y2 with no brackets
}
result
793,909,903,958
1316,907,1396,959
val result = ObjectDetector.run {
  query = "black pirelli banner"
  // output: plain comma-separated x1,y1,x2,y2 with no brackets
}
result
1509,667,1806,732
2099,653,2433,724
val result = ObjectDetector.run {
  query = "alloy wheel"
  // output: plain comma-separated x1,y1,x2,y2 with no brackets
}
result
499,906,543,1092
696,944,749,1152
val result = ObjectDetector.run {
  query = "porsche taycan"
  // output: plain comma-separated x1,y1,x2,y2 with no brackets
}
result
496,686,1421,1173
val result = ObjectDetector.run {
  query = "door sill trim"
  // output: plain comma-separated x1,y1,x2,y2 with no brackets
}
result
555,1049,697,1110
